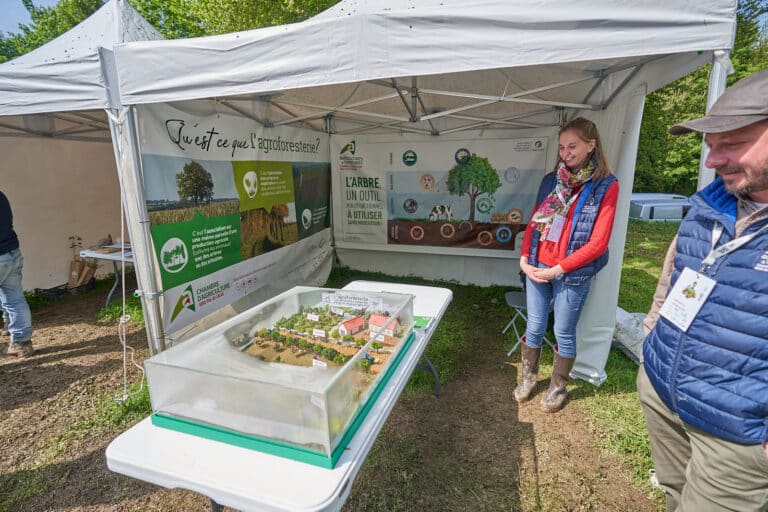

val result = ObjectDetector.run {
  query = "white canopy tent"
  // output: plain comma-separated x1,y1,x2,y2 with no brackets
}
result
0,0,161,316
109,0,737,383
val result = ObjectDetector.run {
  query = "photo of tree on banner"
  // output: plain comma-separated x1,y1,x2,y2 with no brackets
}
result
145,158,240,225
387,152,528,250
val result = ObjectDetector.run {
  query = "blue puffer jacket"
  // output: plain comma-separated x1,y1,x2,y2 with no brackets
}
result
643,178,768,445
529,172,617,285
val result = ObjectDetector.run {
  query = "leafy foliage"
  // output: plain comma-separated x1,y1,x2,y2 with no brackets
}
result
189,0,338,35
175,160,214,204
634,1,768,194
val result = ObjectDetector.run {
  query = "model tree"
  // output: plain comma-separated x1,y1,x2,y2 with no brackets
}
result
446,154,501,222
176,161,214,205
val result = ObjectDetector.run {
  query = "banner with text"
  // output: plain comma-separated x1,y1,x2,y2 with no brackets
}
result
137,103,331,332
331,132,553,254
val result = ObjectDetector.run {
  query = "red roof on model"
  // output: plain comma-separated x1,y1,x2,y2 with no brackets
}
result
341,316,364,331
369,314,398,329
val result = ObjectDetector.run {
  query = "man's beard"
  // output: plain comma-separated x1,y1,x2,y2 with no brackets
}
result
718,165,768,198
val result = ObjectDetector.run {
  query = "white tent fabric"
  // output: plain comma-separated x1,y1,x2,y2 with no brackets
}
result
0,0,162,117
107,0,737,378
114,0,735,106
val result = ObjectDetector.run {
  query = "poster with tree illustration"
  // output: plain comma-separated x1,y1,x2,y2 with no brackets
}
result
357,136,551,252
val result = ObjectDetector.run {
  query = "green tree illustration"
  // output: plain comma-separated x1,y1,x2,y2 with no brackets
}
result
446,154,501,222
176,161,214,205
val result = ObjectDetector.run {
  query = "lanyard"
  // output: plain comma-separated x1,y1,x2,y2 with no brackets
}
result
700,221,768,272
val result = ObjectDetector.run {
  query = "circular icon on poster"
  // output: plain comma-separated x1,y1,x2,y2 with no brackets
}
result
243,171,259,198
160,237,188,273
496,226,513,243
301,209,313,230
476,197,493,214
503,167,520,184
403,198,419,214
454,148,471,165
410,226,425,241
477,231,493,246
420,173,435,190
506,208,524,224
440,223,456,238
402,150,418,166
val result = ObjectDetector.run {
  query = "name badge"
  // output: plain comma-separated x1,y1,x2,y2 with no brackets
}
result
545,215,566,242
658,267,716,332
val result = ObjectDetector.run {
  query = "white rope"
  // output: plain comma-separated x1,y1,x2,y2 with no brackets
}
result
107,107,145,404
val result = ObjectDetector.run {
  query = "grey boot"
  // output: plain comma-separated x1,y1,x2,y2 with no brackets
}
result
540,352,575,413
513,340,541,403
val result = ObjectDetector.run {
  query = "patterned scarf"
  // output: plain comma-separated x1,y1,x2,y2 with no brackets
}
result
531,158,596,238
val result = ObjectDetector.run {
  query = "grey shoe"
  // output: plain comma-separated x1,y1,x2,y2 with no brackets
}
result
7,343,34,358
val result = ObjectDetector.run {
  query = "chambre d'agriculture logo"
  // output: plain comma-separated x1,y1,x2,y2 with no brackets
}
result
171,285,195,322
339,139,363,171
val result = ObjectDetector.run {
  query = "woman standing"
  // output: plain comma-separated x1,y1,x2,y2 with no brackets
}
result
514,117,618,412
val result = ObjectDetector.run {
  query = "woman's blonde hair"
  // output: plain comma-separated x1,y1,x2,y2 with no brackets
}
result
558,117,612,180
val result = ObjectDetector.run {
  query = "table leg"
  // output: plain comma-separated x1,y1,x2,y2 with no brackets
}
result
105,261,120,308
415,355,440,397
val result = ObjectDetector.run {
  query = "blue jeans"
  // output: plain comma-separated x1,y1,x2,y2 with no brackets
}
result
524,264,591,358
0,249,33,344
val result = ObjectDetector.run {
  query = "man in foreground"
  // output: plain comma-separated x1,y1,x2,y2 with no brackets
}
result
640,69,768,511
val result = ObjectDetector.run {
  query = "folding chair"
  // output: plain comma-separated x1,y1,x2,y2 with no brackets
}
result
503,272,554,356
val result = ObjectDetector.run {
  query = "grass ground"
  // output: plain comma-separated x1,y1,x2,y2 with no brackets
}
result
0,219,680,511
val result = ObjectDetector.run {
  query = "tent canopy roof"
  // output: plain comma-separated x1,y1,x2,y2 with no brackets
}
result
0,0,161,118
112,0,737,135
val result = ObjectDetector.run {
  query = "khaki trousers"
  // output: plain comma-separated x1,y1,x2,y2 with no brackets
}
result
637,365,768,512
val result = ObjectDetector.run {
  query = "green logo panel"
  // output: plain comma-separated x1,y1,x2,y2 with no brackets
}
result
293,163,331,239
232,161,295,212
150,210,242,290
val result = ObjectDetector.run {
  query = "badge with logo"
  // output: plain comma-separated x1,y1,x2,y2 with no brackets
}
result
402,150,417,166
755,251,768,272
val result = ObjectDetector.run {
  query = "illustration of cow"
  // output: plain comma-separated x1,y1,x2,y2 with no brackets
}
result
429,204,452,222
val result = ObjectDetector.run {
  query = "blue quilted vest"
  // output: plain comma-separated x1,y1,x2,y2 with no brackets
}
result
528,172,617,285
643,178,768,445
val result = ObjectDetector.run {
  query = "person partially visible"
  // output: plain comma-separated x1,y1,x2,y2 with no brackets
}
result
515,117,619,412
640,69,768,511
0,191,34,357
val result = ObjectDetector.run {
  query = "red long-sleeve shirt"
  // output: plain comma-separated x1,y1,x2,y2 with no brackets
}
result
520,180,619,273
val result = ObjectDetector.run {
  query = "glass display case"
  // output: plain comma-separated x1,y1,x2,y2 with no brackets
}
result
145,286,415,468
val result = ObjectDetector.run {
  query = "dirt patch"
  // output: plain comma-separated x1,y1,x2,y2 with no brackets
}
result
1,285,657,511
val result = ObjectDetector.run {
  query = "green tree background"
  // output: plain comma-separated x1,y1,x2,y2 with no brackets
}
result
634,0,767,194
1,0,766,195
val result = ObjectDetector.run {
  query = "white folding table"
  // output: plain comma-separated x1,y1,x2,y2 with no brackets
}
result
79,245,134,308
106,281,452,511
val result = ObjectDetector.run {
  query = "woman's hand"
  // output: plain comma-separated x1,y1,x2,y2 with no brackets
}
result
520,258,548,284
532,264,564,282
